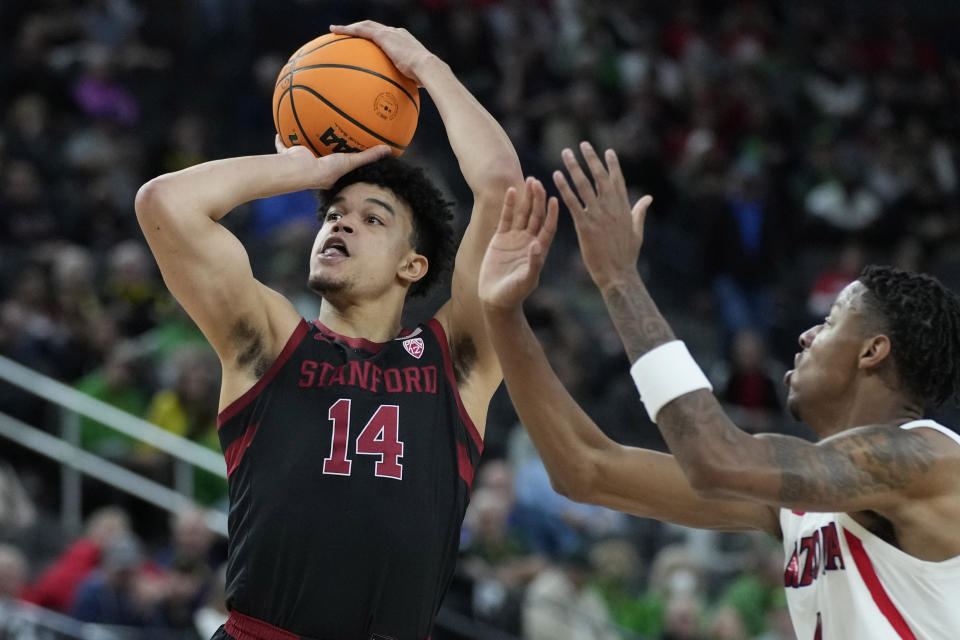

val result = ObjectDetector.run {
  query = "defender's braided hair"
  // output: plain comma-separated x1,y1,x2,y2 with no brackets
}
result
858,265,960,407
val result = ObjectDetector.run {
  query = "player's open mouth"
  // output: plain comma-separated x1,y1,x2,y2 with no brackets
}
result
320,237,350,258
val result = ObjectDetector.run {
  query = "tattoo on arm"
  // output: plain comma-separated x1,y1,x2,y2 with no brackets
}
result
658,391,739,448
601,280,675,363
769,427,937,505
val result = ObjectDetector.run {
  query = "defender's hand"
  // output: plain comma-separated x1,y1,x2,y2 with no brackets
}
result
552,142,653,290
276,135,390,189
330,21,434,85
479,177,558,310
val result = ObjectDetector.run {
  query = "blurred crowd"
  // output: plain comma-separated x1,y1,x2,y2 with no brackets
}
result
2,0,960,638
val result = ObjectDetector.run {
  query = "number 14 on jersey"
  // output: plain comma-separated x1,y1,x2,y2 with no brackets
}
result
322,398,405,480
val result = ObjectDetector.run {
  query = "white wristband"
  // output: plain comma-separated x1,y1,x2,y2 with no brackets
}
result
630,340,712,423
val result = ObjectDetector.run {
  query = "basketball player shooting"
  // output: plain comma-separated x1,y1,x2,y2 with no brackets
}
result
135,21,521,640
477,142,960,639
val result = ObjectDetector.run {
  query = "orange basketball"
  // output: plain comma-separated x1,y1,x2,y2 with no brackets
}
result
273,33,420,157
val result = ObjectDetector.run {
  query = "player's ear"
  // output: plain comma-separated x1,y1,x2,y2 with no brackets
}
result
858,334,891,371
397,252,428,287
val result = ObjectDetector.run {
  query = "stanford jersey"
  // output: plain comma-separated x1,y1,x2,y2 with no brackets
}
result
216,318,483,640
780,420,960,639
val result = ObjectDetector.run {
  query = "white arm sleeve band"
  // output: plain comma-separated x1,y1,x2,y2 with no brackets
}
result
630,340,713,423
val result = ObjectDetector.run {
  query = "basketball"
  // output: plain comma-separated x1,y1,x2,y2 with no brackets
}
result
273,33,420,157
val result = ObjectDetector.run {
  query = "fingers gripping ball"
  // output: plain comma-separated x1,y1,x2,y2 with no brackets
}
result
273,33,420,157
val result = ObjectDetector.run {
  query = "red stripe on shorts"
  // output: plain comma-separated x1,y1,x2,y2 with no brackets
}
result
225,610,300,640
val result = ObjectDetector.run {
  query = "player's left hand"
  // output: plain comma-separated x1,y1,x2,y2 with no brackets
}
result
274,134,391,188
553,142,653,290
479,177,558,310
330,21,433,86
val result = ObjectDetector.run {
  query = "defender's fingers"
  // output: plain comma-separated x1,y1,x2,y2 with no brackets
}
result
526,179,547,236
579,142,609,194
560,148,599,209
538,196,559,248
553,170,585,220
605,149,627,194
497,187,518,233
275,135,286,154
511,177,537,231
631,195,653,238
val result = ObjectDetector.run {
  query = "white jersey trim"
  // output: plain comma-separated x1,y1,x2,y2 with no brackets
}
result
899,419,960,448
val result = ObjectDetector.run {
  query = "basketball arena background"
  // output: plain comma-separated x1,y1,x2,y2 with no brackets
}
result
1,1,959,638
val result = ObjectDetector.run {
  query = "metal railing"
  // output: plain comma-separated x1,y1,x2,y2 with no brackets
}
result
0,354,227,536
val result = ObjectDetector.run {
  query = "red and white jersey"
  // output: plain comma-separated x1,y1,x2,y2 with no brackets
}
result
780,420,960,640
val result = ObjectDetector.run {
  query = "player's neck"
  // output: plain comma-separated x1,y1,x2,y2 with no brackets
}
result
809,385,922,439
317,297,404,343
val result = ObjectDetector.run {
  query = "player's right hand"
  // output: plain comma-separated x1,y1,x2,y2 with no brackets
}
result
330,21,433,86
478,177,558,311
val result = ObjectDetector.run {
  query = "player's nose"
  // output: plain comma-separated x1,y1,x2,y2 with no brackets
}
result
798,325,819,349
332,220,354,234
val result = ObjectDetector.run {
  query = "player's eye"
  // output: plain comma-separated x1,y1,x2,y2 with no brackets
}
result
325,211,342,222
366,216,382,225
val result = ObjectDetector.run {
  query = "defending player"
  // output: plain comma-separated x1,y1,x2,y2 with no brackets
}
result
477,143,960,639
135,21,521,640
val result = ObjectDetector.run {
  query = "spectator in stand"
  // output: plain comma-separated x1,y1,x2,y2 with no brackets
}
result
104,239,164,337
69,533,158,625
715,537,786,639
144,345,225,505
0,544,29,600
715,330,783,434
473,458,581,559
806,241,866,320
194,564,228,639
155,505,220,571
803,143,884,242
74,341,149,459
0,461,36,538
153,550,211,630
629,545,706,639
522,548,618,640
704,604,749,640
21,506,130,612
702,166,788,355
660,594,705,640
458,487,546,634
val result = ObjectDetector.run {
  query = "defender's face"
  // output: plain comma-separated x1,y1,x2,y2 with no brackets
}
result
308,183,416,298
785,281,869,421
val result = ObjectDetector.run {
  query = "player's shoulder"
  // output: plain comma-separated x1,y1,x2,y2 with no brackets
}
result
899,419,960,449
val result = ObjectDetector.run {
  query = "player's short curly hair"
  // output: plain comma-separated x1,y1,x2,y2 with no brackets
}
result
858,265,960,407
317,158,456,298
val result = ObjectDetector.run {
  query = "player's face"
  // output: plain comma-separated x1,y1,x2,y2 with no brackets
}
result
785,281,870,423
308,183,420,300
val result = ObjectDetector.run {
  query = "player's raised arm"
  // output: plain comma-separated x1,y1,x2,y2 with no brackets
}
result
478,179,779,535
135,143,390,375
331,21,523,414
552,142,960,518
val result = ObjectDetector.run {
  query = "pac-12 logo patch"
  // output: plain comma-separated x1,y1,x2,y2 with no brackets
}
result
402,337,424,359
